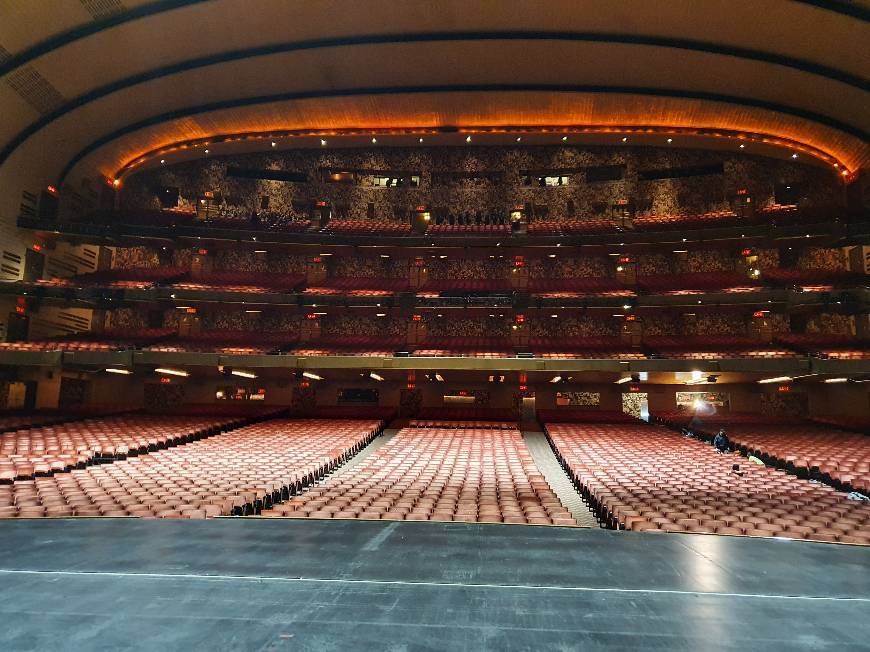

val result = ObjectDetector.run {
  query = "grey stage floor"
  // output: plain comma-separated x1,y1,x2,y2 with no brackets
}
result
0,519,868,651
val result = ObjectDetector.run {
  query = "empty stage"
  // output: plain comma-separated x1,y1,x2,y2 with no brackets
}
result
0,519,867,651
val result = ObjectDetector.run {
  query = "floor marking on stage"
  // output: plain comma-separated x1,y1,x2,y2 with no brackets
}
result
1,568,867,603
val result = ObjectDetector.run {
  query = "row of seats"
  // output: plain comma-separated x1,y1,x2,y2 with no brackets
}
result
0,329,175,352
0,419,382,518
324,220,412,235
0,414,249,481
546,422,870,544
724,425,870,494
407,420,517,430
261,426,576,525
632,210,739,231
426,224,511,235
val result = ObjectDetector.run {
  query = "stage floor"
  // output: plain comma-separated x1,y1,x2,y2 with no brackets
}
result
0,519,867,651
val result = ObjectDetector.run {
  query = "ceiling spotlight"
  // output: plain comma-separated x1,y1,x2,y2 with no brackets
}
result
160,159,165,164
666,138,673,143
561,136,568,141
739,144,745,149
271,141,276,147
371,137,377,143
105,368,132,375
301,371,323,381
419,137,424,143
369,372,384,382
791,153,798,159
516,137,522,142
465,135,472,143
621,137,628,142
204,149,209,154
155,368,188,377
320,139,327,146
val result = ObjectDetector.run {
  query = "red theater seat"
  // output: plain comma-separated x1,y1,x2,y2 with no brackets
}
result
546,422,870,545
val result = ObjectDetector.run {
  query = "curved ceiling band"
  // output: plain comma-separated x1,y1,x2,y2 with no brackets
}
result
0,0,210,78
58,83,870,184
1,30,869,167
0,0,865,80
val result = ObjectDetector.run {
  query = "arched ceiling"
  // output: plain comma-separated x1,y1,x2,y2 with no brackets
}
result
0,0,867,195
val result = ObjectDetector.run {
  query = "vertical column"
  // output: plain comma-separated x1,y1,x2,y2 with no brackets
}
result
510,255,529,290
407,313,426,347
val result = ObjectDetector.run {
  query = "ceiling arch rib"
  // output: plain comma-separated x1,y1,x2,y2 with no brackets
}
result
1,33,868,171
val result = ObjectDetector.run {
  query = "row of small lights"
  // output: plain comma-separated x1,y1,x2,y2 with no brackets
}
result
109,135,849,188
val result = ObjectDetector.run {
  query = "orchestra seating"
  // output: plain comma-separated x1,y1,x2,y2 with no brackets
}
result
0,418,383,518
416,407,517,423
530,337,645,360
145,330,298,354
637,271,759,294
811,416,870,435
537,410,638,424
644,335,799,359
0,413,253,482
527,219,619,235
0,328,174,352
725,424,870,494
546,422,870,544
413,337,513,358
261,424,576,525
426,224,510,235
775,334,870,359
324,220,412,235
632,210,738,231
172,271,306,293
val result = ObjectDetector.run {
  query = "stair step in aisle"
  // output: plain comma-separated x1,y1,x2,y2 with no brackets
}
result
523,431,600,528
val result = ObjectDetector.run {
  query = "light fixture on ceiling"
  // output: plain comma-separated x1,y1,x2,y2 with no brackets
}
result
204,149,209,154
271,141,276,147
667,138,673,143
231,370,257,379
434,373,445,382
419,137,424,143
301,371,323,381
160,159,165,164
465,135,472,143
371,137,377,144
758,376,792,384
549,376,562,383
105,368,132,375
155,368,188,377
739,144,745,149
561,136,568,141
791,153,798,159
369,372,384,381
615,377,633,384
621,137,628,142
824,377,848,383
320,139,327,146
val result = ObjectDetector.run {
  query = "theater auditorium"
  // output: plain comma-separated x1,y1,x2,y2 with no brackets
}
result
0,2,868,649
